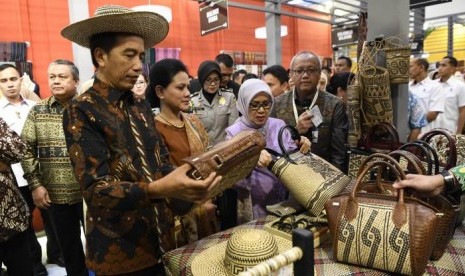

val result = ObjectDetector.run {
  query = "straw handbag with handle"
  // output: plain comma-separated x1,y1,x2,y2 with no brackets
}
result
182,129,266,199
267,125,351,218
325,153,440,276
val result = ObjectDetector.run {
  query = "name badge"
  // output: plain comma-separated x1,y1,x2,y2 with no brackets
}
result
219,96,226,106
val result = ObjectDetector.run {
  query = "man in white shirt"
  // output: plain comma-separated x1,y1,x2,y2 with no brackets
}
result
408,58,444,138
434,56,465,134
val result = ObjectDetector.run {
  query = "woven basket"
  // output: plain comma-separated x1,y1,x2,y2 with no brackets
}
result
360,66,393,127
384,39,411,84
347,82,361,148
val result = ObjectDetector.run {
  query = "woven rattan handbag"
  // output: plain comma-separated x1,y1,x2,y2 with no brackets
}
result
182,129,266,199
420,129,465,226
348,122,401,180
399,140,440,175
348,151,456,262
420,128,457,171
325,154,440,276
267,125,351,218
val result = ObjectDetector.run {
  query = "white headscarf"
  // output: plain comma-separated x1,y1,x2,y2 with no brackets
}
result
236,78,274,128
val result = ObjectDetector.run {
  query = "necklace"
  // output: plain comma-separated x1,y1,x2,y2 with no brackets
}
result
157,113,185,129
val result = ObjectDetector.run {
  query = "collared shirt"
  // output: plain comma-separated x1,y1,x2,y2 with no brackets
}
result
408,92,428,129
409,77,444,133
20,96,81,204
409,77,443,112
63,78,173,275
190,90,238,145
434,77,465,133
0,97,36,187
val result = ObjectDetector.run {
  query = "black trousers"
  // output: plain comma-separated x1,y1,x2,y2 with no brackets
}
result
40,208,63,260
0,230,33,276
46,202,87,276
18,186,44,270
19,186,63,264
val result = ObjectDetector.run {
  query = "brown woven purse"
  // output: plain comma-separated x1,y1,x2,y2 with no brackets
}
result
182,129,266,199
325,154,439,276
353,151,458,261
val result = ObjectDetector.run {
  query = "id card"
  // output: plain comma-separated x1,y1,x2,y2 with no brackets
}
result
309,105,323,128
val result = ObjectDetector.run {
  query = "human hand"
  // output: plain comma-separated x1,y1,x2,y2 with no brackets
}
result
297,136,311,154
393,173,444,197
32,186,51,209
257,150,272,168
296,111,313,135
149,163,222,203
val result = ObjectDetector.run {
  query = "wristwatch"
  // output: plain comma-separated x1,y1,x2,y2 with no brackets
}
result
440,170,460,194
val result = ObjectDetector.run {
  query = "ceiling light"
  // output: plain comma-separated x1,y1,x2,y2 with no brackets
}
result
132,5,172,23
254,25,288,39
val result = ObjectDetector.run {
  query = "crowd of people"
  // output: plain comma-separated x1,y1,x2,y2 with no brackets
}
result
1,4,465,276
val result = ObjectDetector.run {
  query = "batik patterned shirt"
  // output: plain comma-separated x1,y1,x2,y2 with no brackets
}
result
63,78,173,275
0,117,29,242
20,96,81,204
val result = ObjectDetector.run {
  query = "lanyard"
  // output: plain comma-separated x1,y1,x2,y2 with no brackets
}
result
292,88,319,124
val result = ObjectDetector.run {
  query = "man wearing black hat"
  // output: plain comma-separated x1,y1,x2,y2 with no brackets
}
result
61,5,221,275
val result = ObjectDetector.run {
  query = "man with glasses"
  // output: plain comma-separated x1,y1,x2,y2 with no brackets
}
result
271,51,348,172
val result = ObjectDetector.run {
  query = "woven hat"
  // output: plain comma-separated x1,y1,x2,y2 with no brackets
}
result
191,229,291,275
61,4,169,49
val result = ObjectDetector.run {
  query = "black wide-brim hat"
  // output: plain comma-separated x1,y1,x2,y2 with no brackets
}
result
61,4,169,49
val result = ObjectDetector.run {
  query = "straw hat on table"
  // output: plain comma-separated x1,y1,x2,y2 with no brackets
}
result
191,229,292,275
61,4,169,49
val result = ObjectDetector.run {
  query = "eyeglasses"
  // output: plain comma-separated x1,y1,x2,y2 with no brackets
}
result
205,78,220,85
249,101,272,111
291,68,320,75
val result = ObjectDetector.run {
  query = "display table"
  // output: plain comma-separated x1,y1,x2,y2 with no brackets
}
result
163,217,465,275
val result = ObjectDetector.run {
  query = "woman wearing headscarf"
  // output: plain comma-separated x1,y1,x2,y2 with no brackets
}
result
225,79,310,223
146,59,218,250
190,61,239,146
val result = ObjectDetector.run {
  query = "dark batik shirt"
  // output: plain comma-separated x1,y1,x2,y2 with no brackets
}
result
0,117,29,242
63,78,173,275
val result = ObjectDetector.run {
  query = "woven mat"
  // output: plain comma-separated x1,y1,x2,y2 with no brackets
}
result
163,218,465,276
